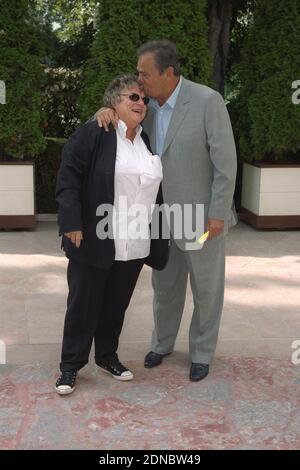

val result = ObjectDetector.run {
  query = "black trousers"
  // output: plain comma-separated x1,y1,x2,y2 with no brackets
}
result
60,258,144,372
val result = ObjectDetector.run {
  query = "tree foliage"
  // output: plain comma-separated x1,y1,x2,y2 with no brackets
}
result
79,0,212,121
207,0,254,96
43,67,83,138
140,0,211,84
31,0,98,68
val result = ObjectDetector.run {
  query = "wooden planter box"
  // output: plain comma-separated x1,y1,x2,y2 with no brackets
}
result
240,163,300,228
0,161,36,229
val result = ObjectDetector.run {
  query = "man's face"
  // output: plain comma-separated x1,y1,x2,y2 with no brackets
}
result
137,53,167,100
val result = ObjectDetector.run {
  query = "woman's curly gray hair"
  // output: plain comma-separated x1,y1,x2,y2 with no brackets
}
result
103,74,144,108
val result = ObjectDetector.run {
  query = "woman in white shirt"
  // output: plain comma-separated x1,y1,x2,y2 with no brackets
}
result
55,74,166,395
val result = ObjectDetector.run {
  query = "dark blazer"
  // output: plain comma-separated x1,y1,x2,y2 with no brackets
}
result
56,121,168,270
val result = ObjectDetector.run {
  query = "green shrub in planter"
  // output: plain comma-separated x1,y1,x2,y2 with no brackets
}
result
0,0,45,160
231,0,300,162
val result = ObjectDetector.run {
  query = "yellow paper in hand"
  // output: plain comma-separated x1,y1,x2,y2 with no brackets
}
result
197,231,209,244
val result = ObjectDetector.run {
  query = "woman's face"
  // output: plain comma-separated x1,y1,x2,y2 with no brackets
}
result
114,85,147,129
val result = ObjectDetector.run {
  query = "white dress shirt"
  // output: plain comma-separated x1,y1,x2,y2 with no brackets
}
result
113,120,163,261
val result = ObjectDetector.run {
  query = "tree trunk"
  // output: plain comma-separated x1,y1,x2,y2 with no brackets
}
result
208,0,232,95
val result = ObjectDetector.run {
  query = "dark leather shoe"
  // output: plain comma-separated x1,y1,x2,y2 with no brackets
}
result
190,363,209,381
144,351,169,368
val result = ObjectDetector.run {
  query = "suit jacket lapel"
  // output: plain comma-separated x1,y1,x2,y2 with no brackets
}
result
142,106,157,153
102,129,117,204
162,78,190,156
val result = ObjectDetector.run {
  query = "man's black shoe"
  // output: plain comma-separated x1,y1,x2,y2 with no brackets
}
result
190,363,209,381
144,351,170,368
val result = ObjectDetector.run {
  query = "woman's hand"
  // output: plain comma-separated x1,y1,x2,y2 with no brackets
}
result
96,107,119,131
65,231,83,248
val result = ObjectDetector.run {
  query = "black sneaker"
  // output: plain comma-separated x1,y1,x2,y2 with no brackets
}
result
97,357,133,381
55,369,77,395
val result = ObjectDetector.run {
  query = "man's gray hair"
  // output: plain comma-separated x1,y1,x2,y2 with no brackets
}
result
103,74,142,108
137,40,181,76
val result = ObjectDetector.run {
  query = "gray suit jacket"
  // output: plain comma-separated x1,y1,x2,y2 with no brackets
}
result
142,77,237,250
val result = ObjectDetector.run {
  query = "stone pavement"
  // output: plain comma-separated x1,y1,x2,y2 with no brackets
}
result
0,221,300,449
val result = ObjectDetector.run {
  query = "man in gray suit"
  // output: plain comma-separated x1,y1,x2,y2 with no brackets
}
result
97,40,237,381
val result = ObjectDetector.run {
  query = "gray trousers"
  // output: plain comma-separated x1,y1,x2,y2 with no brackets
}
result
151,235,225,364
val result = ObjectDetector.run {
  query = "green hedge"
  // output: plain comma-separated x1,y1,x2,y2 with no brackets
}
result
78,0,141,122
35,137,66,213
230,0,300,162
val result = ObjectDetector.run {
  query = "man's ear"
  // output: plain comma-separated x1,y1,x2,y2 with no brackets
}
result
166,66,175,78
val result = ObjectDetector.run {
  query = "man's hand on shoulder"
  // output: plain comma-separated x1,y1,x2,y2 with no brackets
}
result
96,107,119,131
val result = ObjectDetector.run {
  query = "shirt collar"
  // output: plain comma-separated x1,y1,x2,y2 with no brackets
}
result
149,76,182,110
117,119,143,139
